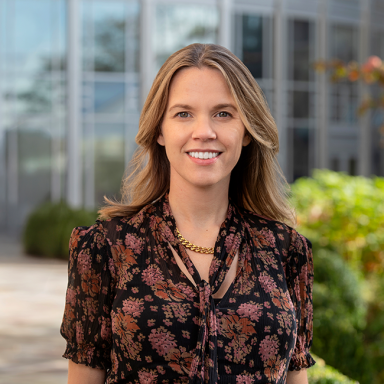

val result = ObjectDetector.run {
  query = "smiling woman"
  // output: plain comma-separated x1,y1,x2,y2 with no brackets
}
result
61,44,315,384
157,67,250,190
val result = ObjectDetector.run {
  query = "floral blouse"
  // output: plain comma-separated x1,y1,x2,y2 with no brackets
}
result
61,194,315,384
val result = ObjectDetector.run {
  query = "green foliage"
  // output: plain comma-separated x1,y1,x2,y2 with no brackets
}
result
308,354,359,384
313,248,366,329
311,249,373,383
290,170,384,383
23,201,98,259
290,169,384,275
363,274,384,384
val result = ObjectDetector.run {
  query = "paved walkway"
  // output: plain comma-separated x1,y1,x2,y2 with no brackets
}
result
0,235,69,384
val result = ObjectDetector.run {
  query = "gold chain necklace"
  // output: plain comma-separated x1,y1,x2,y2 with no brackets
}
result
176,228,214,254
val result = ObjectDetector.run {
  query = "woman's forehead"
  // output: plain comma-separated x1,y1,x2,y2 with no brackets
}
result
167,67,234,106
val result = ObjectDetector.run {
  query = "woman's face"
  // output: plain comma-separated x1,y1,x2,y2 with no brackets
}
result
157,66,250,190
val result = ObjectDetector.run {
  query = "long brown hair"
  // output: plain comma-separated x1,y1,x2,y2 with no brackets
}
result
99,43,296,226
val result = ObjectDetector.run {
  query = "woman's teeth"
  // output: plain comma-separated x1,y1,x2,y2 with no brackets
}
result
188,152,219,159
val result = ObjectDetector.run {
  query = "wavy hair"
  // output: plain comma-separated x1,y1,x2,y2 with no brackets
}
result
99,43,296,226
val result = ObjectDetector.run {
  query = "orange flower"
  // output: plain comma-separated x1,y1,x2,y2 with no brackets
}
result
81,271,100,297
112,312,139,339
154,281,186,302
362,55,382,72
69,229,82,249
168,348,193,374
111,244,137,269
348,69,360,82
220,315,256,339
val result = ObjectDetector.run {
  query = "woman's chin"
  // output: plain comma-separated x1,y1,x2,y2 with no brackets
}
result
185,176,230,190
170,164,231,190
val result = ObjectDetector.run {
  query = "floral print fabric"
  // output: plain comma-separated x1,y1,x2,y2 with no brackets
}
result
61,194,315,383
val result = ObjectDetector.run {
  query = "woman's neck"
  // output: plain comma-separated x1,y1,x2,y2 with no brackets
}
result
168,183,229,231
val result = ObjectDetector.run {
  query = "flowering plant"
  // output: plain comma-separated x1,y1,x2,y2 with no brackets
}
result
315,56,384,144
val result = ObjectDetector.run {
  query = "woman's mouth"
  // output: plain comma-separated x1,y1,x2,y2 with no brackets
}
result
187,151,220,159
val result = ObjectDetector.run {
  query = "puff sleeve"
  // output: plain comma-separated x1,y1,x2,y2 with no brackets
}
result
286,229,316,370
60,223,114,370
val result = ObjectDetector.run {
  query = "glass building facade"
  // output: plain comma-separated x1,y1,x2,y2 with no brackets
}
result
1,0,384,233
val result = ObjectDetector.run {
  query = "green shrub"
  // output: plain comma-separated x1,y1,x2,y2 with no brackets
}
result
311,248,373,383
290,170,384,383
362,275,384,384
23,201,98,259
290,169,384,275
308,354,359,384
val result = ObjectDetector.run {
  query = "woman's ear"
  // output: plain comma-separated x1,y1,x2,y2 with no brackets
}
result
157,127,165,146
242,132,251,147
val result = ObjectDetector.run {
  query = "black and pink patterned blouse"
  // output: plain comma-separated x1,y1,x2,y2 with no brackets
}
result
61,194,315,383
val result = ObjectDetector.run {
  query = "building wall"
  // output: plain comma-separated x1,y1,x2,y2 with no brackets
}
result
0,0,384,233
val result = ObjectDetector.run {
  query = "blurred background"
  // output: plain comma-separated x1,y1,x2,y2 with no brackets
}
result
1,0,383,234
0,0,384,383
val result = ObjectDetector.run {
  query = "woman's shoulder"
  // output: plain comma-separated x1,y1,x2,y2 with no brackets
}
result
69,221,107,254
78,202,158,247
238,206,312,251
67,207,152,268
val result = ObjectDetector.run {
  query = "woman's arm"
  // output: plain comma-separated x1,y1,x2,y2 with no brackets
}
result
68,360,106,384
61,225,113,382
287,369,308,384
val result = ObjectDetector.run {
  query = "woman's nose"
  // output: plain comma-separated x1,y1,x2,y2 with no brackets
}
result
191,117,217,141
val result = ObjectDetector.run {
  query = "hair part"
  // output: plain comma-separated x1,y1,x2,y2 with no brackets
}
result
99,43,296,227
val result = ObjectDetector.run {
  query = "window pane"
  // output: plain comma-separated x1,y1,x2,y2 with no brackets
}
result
371,119,384,177
81,1,93,72
330,83,358,123
331,158,340,172
331,25,358,62
242,15,263,79
94,81,125,114
94,124,125,203
126,2,140,73
292,90,310,119
155,4,218,71
57,0,67,67
0,0,7,72
290,127,314,180
372,30,384,57
2,0,66,73
14,0,52,54
3,76,53,115
17,128,51,205
0,126,8,229
371,32,384,176
125,122,139,162
289,20,313,81
126,78,140,112
82,1,139,73
330,25,359,123
93,2,126,72
348,157,357,176
235,14,272,79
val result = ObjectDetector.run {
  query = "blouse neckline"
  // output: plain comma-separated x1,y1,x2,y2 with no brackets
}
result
154,193,249,382
158,193,246,292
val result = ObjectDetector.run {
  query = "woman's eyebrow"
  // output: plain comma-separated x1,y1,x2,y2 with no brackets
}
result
168,104,193,112
168,103,237,112
214,103,237,111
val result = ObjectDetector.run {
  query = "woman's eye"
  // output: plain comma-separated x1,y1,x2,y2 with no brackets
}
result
217,112,230,118
177,112,190,118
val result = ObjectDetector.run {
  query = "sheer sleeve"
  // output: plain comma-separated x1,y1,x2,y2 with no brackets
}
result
60,223,114,370
286,228,316,371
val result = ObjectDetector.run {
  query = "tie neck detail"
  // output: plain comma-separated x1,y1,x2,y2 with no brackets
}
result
155,194,248,383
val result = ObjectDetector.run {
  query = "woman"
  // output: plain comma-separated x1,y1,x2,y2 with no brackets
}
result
61,43,315,384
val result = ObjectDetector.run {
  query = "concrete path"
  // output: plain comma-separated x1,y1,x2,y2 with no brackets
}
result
0,235,69,384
